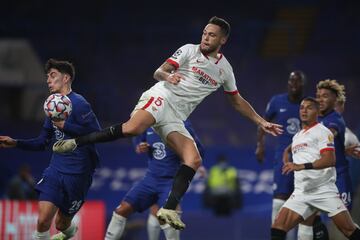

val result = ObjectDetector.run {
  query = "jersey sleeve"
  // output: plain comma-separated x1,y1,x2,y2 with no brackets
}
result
166,44,192,70
319,129,335,154
264,96,277,120
223,70,238,95
16,118,53,151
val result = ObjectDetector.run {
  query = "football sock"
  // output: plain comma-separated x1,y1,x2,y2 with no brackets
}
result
147,214,161,240
271,228,286,240
161,223,180,240
313,215,329,240
33,230,50,240
349,228,360,240
105,212,127,240
298,224,313,240
60,222,77,238
76,123,123,146
164,164,196,209
272,199,285,223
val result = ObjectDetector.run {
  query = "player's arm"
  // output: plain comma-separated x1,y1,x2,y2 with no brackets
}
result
226,93,283,136
282,144,292,164
153,62,184,85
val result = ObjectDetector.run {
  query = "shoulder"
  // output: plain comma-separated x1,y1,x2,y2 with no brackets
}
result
179,44,198,53
316,123,333,136
69,92,90,105
219,54,233,72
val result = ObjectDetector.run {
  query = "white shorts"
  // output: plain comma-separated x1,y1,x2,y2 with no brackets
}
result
131,89,193,143
282,191,348,220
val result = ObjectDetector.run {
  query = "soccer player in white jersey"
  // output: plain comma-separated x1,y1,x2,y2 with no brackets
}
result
53,16,283,230
271,97,360,240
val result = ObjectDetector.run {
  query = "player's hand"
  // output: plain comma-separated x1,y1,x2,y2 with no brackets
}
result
52,120,65,130
166,73,184,85
0,136,17,148
136,142,150,154
255,145,265,163
282,162,302,174
260,121,283,136
345,144,360,159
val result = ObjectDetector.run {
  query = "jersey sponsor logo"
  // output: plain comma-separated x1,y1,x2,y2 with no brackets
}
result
292,143,308,154
191,66,218,86
152,142,166,160
172,49,182,59
286,118,301,135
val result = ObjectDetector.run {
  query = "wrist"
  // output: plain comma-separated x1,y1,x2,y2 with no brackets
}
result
303,163,314,170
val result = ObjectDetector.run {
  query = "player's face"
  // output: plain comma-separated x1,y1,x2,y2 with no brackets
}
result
200,24,227,55
287,73,304,96
47,68,67,94
299,100,318,125
316,88,337,114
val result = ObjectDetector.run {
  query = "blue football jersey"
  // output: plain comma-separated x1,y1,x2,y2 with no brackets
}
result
132,120,204,178
264,93,301,160
17,91,101,174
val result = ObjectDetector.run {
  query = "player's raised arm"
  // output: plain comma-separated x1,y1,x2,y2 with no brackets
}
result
153,62,183,85
226,93,283,136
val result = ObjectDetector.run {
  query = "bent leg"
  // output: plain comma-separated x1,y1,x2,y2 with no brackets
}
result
331,210,358,238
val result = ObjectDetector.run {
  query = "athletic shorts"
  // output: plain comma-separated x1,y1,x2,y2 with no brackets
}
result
273,160,294,196
336,171,353,209
123,174,173,212
131,89,193,143
282,191,348,220
36,166,93,216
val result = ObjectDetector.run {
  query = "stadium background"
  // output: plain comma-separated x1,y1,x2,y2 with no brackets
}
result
0,0,359,239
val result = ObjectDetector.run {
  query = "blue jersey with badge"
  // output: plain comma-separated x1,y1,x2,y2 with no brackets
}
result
264,93,301,160
132,120,204,178
318,111,347,173
17,92,101,174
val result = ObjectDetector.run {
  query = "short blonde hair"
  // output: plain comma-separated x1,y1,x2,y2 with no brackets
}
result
316,79,346,103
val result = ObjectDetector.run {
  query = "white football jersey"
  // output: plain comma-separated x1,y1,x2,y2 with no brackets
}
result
345,127,359,147
291,123,337,194
150,44,238,120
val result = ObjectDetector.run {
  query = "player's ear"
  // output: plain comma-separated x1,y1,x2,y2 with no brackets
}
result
220,36,227,45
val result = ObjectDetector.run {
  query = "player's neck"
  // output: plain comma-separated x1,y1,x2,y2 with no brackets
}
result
302,121,317,130
59,87,72,96
319,108,334,117
288,93,303,103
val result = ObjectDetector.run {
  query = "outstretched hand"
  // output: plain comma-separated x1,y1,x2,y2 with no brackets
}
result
345,144,360,159
0,136,17,148
260,122,283,136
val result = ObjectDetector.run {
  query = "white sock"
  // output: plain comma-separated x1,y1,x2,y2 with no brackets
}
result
272,199,286,223
61,222,77,238
161,224,180,240
147,214,161,240
33,230,50,240
105,212,127,240
298,224,313,240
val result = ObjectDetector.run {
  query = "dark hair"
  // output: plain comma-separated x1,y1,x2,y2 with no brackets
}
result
302,97,319,110
208,16,231,37
45,58,75,81
290,70,306,84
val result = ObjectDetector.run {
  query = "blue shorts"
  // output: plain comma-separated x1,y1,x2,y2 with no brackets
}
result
273,161,294,197
36,166,93,216
336,171,353,210
123,174,173,213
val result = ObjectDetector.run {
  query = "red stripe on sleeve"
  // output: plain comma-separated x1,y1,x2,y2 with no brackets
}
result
320,148,335,154
166,59,179,69
141,97,155,110
224,90,239,95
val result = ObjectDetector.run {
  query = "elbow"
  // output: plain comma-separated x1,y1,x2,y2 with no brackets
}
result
153,69,160,81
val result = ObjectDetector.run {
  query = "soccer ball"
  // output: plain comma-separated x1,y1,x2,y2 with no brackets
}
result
43,93,72,120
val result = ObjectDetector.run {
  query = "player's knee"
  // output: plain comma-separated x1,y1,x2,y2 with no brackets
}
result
338,224,357,237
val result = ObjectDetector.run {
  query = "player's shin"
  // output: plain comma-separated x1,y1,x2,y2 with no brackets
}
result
105,212,127,240
298,224,313,240
76,124,124,146
348,228,360,240
147,214,161,240
271,228,286,240
33,230,50,240
164,164,196,209
161,224,180,240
